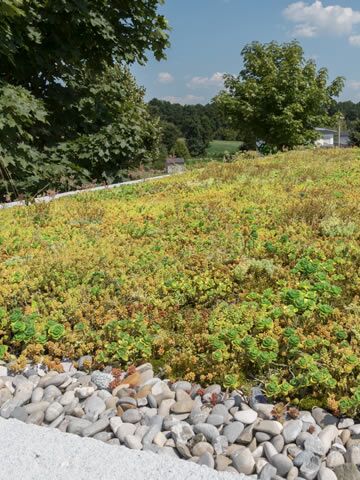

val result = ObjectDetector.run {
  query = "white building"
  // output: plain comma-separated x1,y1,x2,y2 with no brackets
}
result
315,128,336,147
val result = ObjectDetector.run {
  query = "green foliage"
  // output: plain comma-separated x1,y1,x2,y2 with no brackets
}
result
216,41,344,151
172,138,190,160
0,0,169,200
349,120,360,147
149,99,231,156
160,121,182,152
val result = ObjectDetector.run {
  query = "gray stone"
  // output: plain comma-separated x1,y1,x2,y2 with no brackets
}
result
318,425,338,454
135,425,149,441
117,396,137,407
173,381,192,392
212,404,230,420
31,387,44,403
43,385,62,401
163,415,180,430
270,454,293,476
282,420,303,444
153,431,167,447
193,423,220,442
124,434,143,450
0,387,12,408
318,467,337,480
25,401,50,414
84,395,106,421
326,450,345,468
345,445,360,465
256,432,271,443
82,417,109,437
147,394,157,409
312,408,337,428
234,409,258,425
45,402,64,423
263,441,280,461
255,420,283,436
299,454,321,480
206,414,224,427
255,458,268,475
189,407,209,425
197,451,215,469
296,432,312,447
171,421,194,444
231,447,255,475
271,434,285,453
158,399,175,417
67,418,92,435
192,442,214,456
304,436,325,456
74,386,95,399
254,403,275,420
175,443,192,459
49,413,65,429
259,463,277,480
142,415,164,447
211,435,228,455
338,418,354,429
293,450,313,468
170,397,194,414
287,466,299,480
122,409,141,424
10,406,28,422
350,424,360,435
116,423,137,442
215,454,232,471
93,432,113,442
238,423,255,445
223,422,244,443
334,464,360,480
90,371,113,390
40,373,69,388
26,411,44,425
60,391,75,406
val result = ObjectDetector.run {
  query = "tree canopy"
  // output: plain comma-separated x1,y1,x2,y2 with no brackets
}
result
0,0,169,200
216,41,344,151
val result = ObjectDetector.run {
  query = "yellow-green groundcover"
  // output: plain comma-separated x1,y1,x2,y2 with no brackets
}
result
1,149,360,414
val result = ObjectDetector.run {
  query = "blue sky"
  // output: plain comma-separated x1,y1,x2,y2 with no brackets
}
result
132,0,360,105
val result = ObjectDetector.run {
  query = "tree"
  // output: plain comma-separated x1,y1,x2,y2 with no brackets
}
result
349,120,360,147
216,41,344,151
172,138,190,159
0,0,169,200
160,121,182,152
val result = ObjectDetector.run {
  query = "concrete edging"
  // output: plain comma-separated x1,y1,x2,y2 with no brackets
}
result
0,174,172,210
0,418,243,480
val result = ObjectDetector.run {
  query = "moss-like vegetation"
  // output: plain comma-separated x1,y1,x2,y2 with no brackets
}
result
1,149,360,413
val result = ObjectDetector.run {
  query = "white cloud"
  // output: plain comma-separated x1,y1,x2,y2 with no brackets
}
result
162,95,205,105
187,72,224,89
349,34,360,46
349,80,360,90
158,72,174,84
284,1,360,38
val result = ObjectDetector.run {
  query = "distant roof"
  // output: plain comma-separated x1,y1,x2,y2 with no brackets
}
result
166,157,185,165
315,128,336,134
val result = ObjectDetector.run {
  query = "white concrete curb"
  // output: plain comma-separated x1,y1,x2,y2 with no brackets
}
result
0,174,172,210
0,418,243,480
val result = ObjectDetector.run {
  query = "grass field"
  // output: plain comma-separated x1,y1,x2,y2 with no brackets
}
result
206,140,242,157
1,149,360,413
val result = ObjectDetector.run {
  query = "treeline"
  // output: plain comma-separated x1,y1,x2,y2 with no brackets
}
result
148,99,238,158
